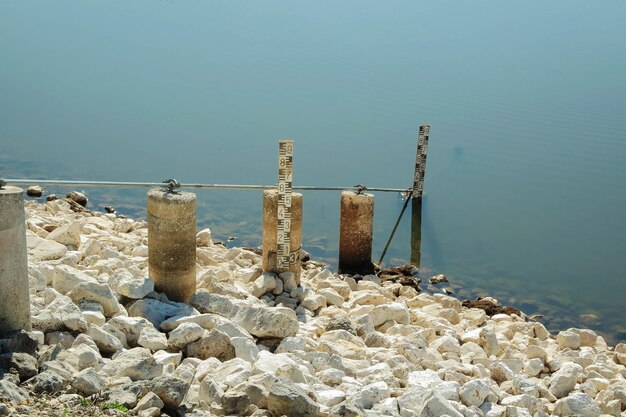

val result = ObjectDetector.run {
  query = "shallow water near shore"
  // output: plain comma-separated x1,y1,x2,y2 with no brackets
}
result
2,1,626,344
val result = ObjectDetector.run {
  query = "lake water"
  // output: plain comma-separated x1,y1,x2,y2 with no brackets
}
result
2,1,625,343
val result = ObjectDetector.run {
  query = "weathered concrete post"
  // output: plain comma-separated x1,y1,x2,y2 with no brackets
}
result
338,191,375,275
147,189,196,302
262,190,302,283
0,185,31,334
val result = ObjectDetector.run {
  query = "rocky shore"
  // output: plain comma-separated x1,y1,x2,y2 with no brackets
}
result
1,198,626,417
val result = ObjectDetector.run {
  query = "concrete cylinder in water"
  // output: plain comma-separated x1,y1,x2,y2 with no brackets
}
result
0,186,31,335
339,191,375,275
147,189,196,302
262,190,302,283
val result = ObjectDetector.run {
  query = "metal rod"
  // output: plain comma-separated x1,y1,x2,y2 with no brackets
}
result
377,195,413,266
1,178,409,193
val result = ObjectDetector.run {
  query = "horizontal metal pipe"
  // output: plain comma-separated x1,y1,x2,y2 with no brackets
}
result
2,178,409,193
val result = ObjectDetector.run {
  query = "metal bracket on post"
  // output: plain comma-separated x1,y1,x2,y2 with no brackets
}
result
0,179,6,189
353,184,367,195
162,178,181,193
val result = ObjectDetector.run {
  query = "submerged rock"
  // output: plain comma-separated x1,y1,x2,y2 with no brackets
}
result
66,191,88,207
26,186,43,197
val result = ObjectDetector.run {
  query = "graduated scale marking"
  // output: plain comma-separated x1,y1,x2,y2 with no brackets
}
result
412,125,430,199
277,140,295,270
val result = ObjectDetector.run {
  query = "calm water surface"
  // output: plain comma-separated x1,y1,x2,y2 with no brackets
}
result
1,1,625,343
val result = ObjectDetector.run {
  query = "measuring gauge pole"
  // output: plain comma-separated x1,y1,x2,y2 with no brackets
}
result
412,125,430,199
277,140,294,271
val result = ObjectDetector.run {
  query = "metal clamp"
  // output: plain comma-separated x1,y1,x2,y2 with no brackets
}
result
353,184,367,194
162,178,181,193
0,179,6,189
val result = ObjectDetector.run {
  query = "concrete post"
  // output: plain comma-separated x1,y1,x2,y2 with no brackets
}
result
0,186,31,335
410,198,423,267
147,189,196,302
262,190,302,283
338,191,375,275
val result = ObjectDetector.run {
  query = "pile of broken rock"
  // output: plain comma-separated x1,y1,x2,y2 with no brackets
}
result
1,198,626,417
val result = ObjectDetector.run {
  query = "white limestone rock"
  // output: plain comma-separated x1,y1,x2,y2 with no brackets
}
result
480,327,500,357
45,331,75,349
489,361,515,384
47,222,81,248
549,362,583,399
207,358,252,389
249,273,277,298
87,325,124,354
280,272,298,293
131,244,149,257
186,330,235,362
316,389,346,407
354,381,390,409
407,369,443,389
252,351,308,384
168,322,205,350
190,291,299,338
110,269,154,299
523,358,544,377
107,316,151,346
68,282,123,317
153,350,182,369
59,343,102,371
196,228,213,247
134,392,165,412
553,392,601,417
267,380,320,417
101,348,163,381
137,325,169,352
512,375,539,397
231,336,260,363
500,393,536,412
369,303,410,327
318,288,345,307
431,334,461,354
149,376,190,409
556,330,581,350
460,379,490,407
27,231,67,260
71,368,106,396
50,265,97,295
505,406,532,417
128,298,196,329
526,345,547,361
236,267,262,284
300,291,327,312
31,294,88,333
198,375,224,406
318,330,368,359
81,310,106,327
480,402,506,417
418,391,464,417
